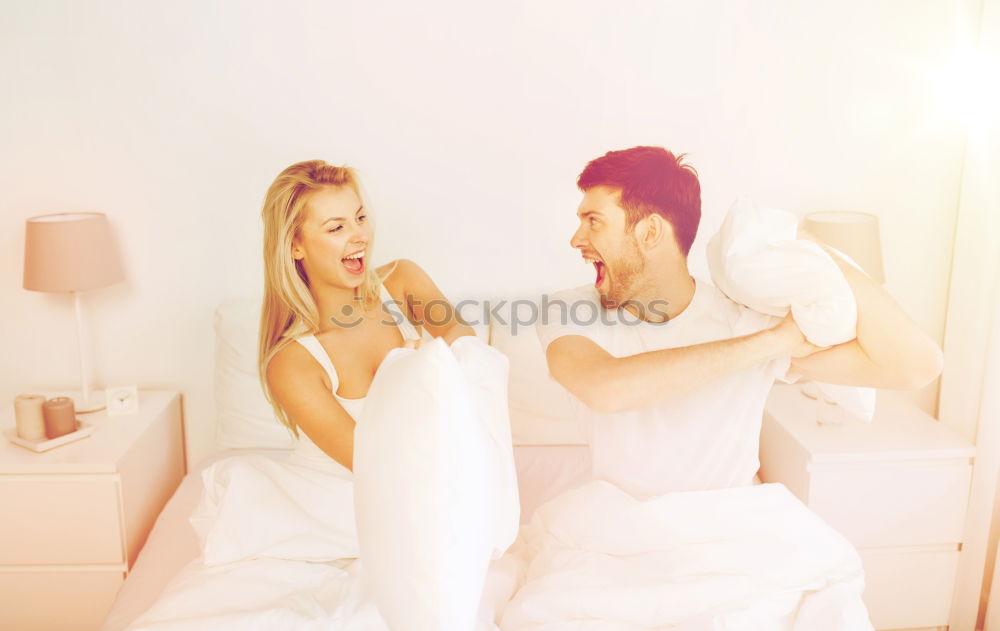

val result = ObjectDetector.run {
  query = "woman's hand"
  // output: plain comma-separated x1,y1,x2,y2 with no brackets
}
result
442,324,474,346
403,338,423,350
392,259,476,345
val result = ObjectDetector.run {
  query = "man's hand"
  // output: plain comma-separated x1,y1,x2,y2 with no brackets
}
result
547,315,815,414
787,246,944,389
772,312,830,359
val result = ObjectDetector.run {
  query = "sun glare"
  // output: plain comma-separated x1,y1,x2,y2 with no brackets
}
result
927,43,1000,131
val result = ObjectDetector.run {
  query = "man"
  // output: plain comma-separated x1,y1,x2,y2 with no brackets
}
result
537,146,943,499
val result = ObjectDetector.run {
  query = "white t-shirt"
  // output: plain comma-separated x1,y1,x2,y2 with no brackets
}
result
536,278,790,499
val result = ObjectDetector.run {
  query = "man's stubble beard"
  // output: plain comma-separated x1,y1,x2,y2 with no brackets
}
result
600,234,646,310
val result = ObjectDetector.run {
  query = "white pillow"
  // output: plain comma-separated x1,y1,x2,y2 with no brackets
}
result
353,337,518,631
706,197,857,348
488,299,587,446
449,335,520,556
214,298,295,449
706,198,876,421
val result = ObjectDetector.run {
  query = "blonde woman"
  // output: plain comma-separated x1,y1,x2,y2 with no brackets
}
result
258,159,474,472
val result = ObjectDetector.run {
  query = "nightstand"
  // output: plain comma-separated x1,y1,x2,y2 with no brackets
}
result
0,390,185,631
759,383,974,631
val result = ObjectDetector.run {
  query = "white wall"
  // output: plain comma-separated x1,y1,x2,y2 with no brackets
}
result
0,0,977,466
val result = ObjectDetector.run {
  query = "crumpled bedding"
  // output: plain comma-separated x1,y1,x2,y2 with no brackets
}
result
126,460,873,631
497,480,873,631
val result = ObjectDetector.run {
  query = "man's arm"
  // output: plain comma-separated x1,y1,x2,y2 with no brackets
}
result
546,314,816,414
789,246,943,389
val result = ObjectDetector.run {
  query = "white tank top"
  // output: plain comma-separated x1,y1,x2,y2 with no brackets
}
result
288,283,420,467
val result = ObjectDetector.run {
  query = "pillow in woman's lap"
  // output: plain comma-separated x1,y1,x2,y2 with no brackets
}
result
353,336,519,631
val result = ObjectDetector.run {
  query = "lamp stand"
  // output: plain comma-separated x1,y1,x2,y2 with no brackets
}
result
71,290,106,413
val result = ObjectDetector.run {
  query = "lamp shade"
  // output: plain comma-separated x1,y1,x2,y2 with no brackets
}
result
23,212,124,292
802,211,886,284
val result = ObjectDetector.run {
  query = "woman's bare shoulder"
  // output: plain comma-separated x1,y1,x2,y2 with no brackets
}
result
378,259,425,294
266,339,324,392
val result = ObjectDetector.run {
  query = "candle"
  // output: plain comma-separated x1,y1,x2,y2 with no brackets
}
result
42,397,77,439
14,394,47,440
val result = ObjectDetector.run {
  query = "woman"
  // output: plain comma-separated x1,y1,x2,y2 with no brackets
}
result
125,160,506,631
258,159,474,472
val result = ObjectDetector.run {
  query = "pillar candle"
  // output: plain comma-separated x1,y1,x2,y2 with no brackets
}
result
42,396,77,439
14,394,47,440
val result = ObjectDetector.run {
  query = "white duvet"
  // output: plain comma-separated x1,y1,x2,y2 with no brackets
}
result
126,342,868,630
129,460,872,631
125,452,383,631
126,451,514,631
498,481,873,631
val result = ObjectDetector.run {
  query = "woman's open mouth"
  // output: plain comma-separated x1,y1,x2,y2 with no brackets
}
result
342,251,365,275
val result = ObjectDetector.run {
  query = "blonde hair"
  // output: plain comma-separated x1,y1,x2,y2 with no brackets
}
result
257,159,384,439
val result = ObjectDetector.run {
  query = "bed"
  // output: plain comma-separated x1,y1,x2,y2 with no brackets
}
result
101,298,593,631
101,298,872,631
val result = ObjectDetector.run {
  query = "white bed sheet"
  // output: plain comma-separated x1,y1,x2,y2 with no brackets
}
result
102,444,593,631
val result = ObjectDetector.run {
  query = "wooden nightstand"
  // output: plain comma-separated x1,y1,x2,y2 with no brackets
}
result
759,383,974,631
0,390,185,631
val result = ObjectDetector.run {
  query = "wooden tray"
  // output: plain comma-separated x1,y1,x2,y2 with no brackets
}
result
4,419,96,452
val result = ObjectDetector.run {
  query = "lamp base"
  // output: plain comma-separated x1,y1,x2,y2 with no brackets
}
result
797,381,845,426
46,390,107,414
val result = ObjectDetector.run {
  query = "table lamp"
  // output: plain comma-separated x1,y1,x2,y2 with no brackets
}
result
23,212,124,413
802,211,885,284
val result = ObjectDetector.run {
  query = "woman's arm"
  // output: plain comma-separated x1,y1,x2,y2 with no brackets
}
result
266,342,356,470
390,258,475,344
